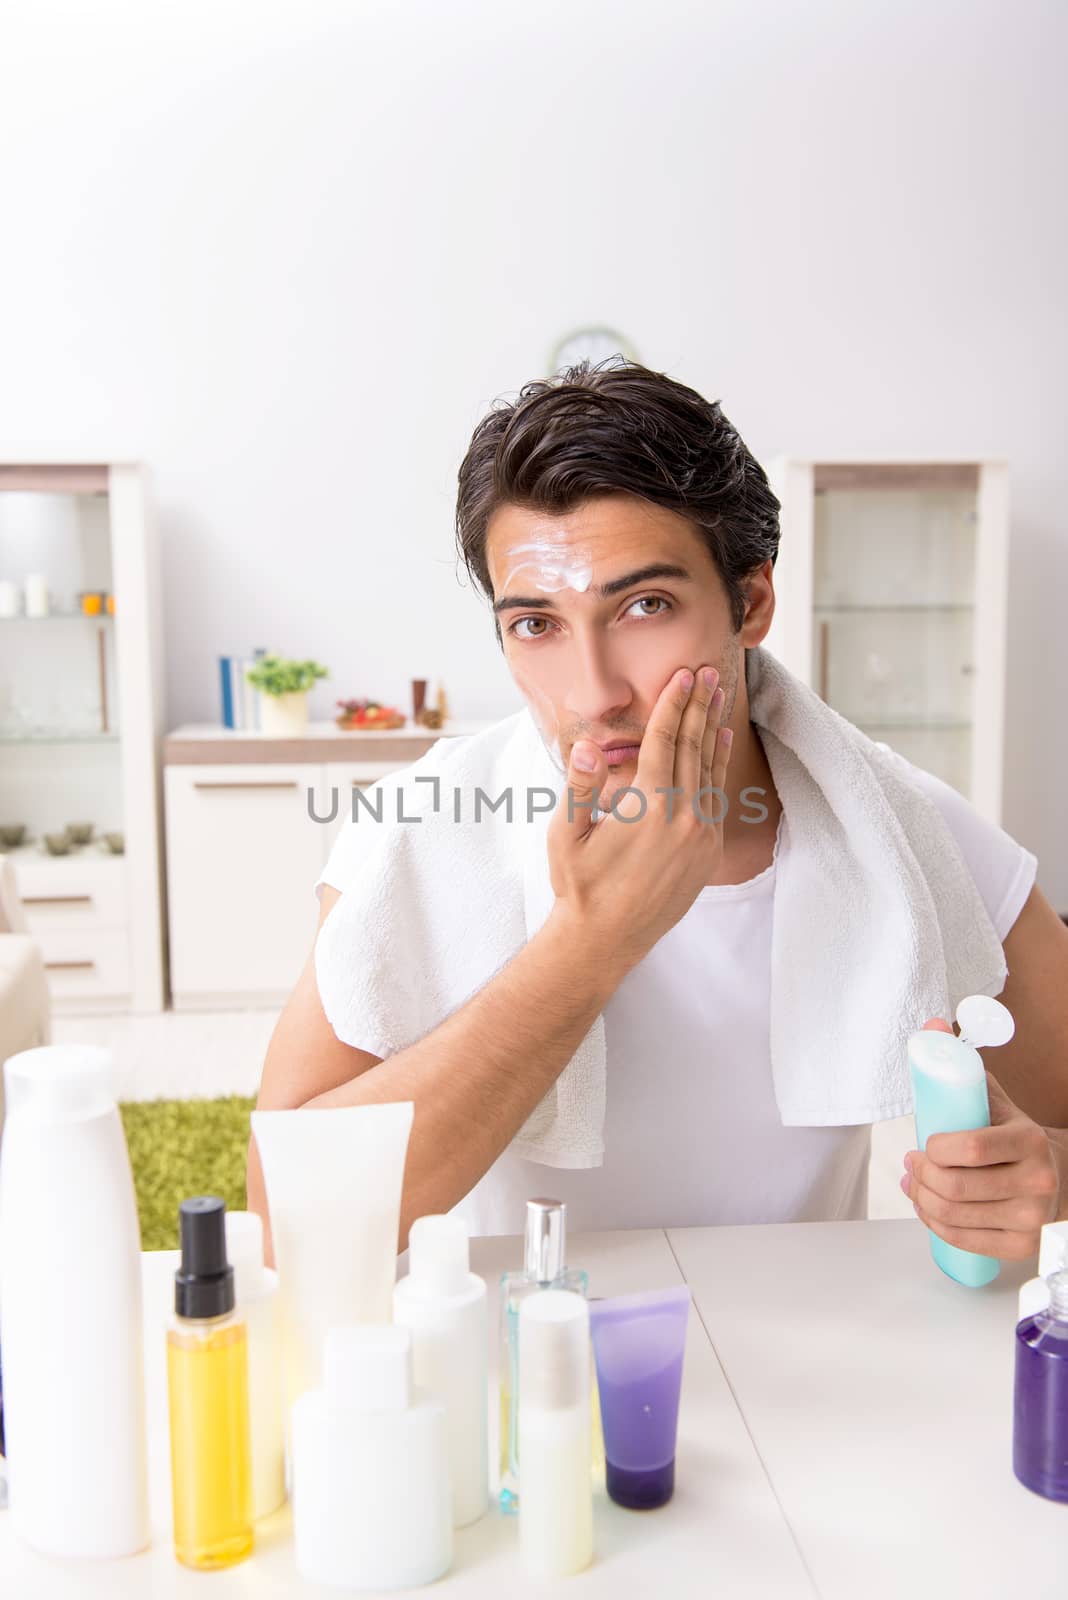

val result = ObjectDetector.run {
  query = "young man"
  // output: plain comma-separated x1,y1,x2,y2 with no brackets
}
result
248,362,1068,1260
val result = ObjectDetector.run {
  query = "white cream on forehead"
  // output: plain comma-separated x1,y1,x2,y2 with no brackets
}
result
499,538,594,595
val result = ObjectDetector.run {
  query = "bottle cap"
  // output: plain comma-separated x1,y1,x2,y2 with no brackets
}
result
2,1044,115,1123
955,995,1015,1050
524,1197,567,1283
225,1208,266,1301
175,1196,235,1319
1038,1221,1068,1280
325,1325,412,1412
408,1214,470,1297
519,1289,589,1411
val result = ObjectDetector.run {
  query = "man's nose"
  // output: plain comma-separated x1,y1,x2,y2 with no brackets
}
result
565,639,633,726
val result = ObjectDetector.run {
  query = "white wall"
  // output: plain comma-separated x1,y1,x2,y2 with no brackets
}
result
1,0,1065,905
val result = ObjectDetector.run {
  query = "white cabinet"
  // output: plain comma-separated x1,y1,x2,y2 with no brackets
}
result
764,460,1010,823
16,854,133,1009
163,722,494,1009
165,764,326,1008
0,462,166,1013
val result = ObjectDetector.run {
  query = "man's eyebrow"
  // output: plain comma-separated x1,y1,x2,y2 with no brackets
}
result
492,563,694,614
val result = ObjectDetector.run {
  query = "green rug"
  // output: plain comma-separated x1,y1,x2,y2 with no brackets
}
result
119,1095,256,1251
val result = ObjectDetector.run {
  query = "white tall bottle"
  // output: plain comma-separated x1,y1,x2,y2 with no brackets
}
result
518,1289,593,1579
292,1324,452,1589
393,1214,488,1528
0,1045,149,1557
225,1209,286,1520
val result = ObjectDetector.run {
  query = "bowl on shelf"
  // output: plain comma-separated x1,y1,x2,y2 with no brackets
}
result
0,823,27,848
66,822,94,845
43,832,73,856
104,831,125,855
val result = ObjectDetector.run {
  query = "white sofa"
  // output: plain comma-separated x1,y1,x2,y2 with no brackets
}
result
0,855,52,1136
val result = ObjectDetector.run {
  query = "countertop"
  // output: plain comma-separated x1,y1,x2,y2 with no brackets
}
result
0,1220,1053,1599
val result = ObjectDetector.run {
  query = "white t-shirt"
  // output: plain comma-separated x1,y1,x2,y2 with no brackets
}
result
315,747,1038,1238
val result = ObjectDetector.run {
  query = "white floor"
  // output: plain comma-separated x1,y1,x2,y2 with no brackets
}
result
50,1009,917,1222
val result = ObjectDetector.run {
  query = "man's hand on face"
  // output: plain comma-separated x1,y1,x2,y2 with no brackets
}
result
545,662,734,970
902,1017,1061,1261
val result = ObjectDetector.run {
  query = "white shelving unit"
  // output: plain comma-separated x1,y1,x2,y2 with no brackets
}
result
764,459,1010,823
0,463,166,1012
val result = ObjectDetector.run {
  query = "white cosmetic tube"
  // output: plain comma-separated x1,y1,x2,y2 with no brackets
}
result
250,1103,414,1447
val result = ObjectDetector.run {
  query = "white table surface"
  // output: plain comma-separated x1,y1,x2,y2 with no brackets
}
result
0,1218,1054,1598
668,1218,1060,1600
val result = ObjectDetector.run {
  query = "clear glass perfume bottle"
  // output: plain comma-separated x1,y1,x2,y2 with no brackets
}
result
499,1198,589,1514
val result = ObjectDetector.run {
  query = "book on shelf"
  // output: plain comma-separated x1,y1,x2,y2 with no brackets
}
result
218,648,267,730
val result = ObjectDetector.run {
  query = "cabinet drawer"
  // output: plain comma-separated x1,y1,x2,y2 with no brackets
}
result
165,763,325,1001
37,926,132,1005
14,855,129,932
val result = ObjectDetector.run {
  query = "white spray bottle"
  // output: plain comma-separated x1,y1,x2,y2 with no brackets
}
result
906,994,1015,1288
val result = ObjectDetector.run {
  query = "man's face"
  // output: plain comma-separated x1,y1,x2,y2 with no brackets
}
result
485,493,742,803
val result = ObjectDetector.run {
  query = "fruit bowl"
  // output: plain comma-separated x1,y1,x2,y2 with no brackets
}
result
335,698,407,731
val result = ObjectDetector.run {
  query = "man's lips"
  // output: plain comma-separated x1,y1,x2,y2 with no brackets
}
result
597,740,642,762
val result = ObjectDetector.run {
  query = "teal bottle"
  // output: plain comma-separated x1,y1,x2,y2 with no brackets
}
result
906,994,1015,1288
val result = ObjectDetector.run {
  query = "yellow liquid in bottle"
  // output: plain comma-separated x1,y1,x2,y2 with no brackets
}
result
167,1316,254,1570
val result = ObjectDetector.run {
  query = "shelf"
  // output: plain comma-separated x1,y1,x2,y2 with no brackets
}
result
0,611,113,624
3,843,125,865
0,730,118,744
813,603,974,614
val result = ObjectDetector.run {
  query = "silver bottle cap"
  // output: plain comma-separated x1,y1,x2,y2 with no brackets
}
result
524,1197,566,1283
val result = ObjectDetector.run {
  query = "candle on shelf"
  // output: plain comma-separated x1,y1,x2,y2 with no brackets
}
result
24,574,49,618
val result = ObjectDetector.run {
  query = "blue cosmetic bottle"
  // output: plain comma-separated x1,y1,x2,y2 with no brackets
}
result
906,994,1015,1288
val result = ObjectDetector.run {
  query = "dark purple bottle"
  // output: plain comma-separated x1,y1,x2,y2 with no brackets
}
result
1014,1267,1068,1501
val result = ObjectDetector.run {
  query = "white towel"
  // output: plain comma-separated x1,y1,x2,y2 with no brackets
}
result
314,644,1008,1166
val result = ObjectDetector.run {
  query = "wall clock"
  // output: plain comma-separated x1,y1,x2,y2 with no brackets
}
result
549,326,638,374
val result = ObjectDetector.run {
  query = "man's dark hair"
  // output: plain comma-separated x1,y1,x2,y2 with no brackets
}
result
454,358,781,645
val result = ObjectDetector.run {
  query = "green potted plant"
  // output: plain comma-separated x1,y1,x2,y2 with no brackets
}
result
245,654,329,737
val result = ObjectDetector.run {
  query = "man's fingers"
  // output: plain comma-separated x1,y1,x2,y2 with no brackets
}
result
924,1120,1033,1167
558,742,605,841
909,1206,1036,1262
910,1149,1037,1205
913,1183,1051,1234
675,666,718,795
634,667,696,796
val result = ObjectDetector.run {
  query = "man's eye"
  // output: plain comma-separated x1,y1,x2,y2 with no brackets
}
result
510,616,554,640
627,596,672,618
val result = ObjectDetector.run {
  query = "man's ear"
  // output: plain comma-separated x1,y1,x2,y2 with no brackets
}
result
740,559,776,646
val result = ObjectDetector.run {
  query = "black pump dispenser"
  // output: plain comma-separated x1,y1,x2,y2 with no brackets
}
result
174,1196,235,1320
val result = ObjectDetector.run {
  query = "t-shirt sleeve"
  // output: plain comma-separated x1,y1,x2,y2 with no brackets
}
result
877,746,1038,943
315,792,387,901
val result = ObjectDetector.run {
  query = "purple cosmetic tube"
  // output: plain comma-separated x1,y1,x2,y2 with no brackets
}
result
589,1285,691,1510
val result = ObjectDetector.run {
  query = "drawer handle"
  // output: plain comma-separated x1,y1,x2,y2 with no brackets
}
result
193,781,300,791
45,960,96,971
24,895,94,906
